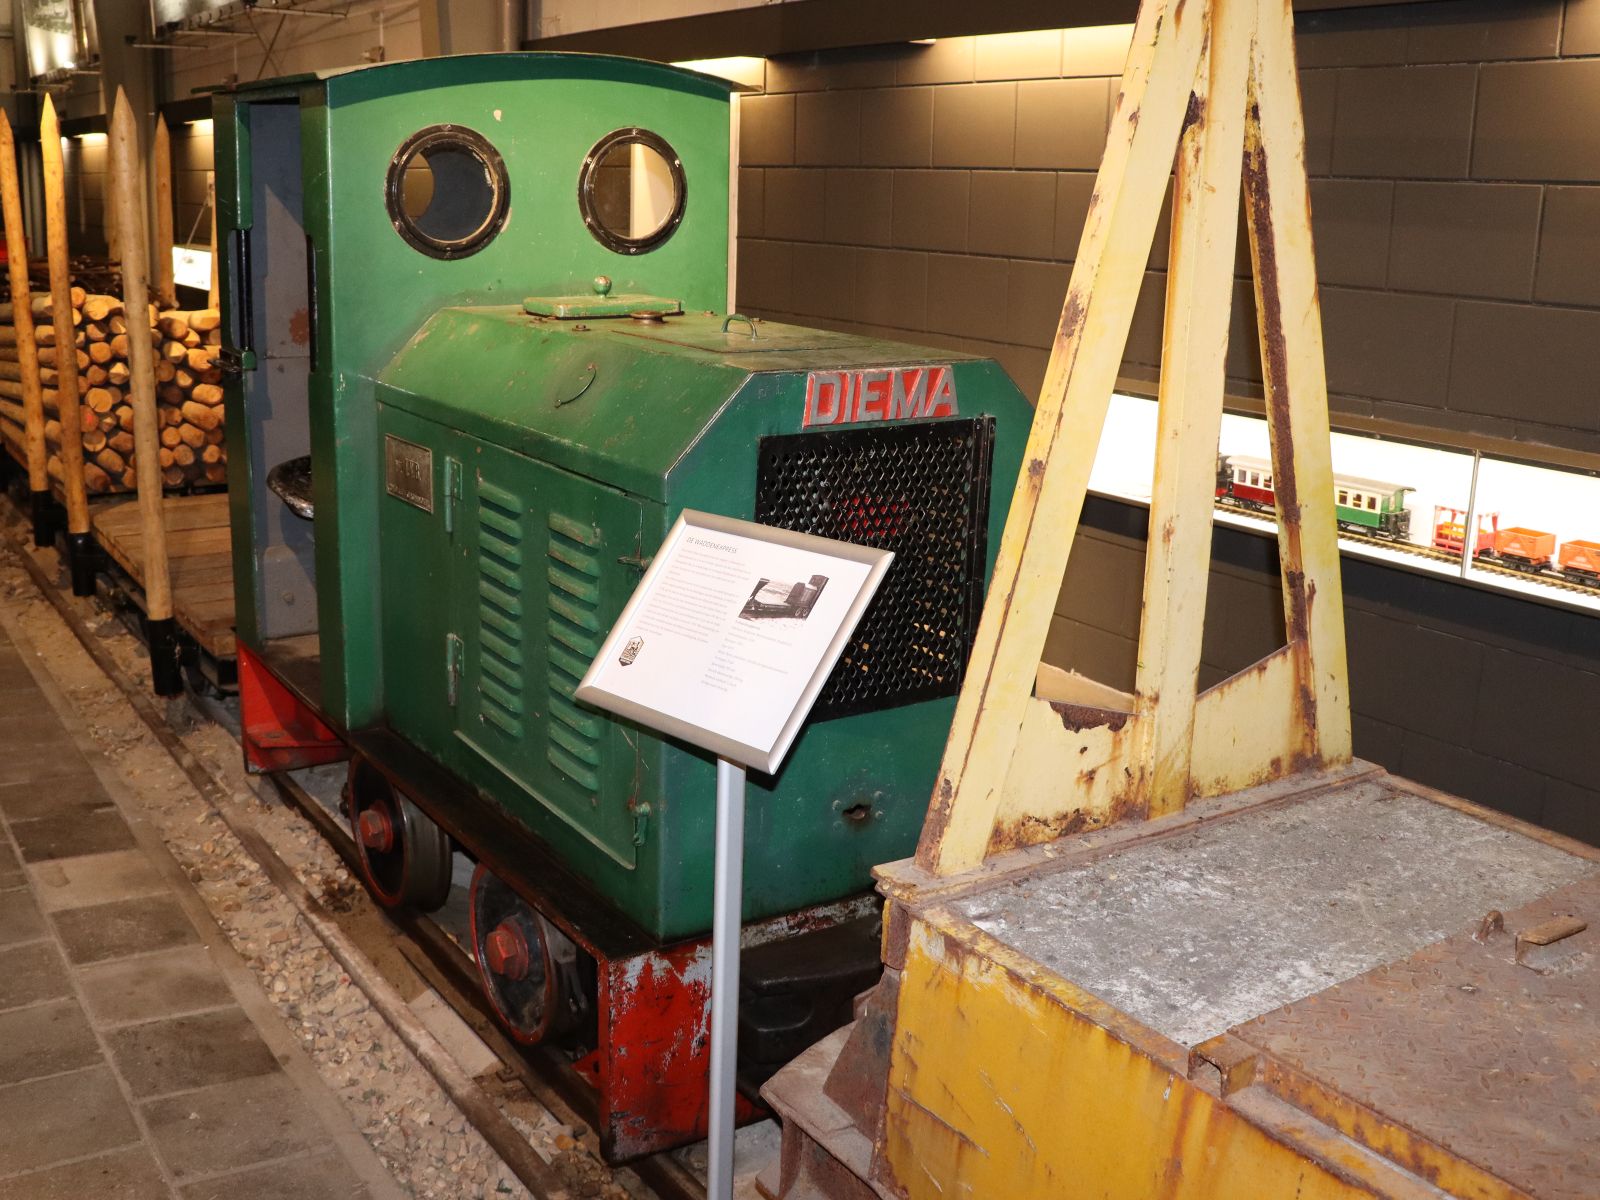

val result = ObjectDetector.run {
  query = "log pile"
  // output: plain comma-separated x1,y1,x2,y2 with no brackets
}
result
0,290,226,492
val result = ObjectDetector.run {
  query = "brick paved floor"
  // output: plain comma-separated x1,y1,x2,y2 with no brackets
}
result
0,622,398,1199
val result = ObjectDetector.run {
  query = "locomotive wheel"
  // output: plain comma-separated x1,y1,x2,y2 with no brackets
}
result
345,755,452,912
469,866,581,1045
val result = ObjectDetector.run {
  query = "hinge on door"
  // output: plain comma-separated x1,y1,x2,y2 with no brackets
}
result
216,346,256,376
445,632,463,706
617,528,650,572
631,801,651,847
443,456,463,536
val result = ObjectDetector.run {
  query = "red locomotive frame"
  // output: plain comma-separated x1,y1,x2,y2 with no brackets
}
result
238,654,864,1160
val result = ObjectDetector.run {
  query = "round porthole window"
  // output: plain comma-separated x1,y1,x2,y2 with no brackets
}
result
385,124,509,259
578,128,686,255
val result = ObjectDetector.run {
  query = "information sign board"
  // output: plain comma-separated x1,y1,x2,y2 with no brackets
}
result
577,510,892,773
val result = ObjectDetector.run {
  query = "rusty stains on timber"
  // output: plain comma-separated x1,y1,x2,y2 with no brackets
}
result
1182,91,1206,136
1282,568,1309,643
1058,290,1087,343
1243,119,1322,749
1106,772,1149,825
989,808,1093,855
1155,1085,1209,1198
915,777,958,864
1241,126,1298,529
1049,701,1130,733
883,906,912,970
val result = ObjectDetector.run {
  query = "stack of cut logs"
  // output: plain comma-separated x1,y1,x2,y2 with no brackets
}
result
0,289,226,492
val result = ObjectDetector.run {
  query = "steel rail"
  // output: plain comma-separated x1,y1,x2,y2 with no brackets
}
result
262,772,708,1200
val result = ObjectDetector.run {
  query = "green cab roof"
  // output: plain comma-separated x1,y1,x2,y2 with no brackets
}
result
214,51,736,103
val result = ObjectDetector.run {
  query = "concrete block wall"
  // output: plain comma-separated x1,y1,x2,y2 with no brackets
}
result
55,122,211,266
1054,500,1600,845
737,0,1600,455
170,120,213,253
60,135,107,256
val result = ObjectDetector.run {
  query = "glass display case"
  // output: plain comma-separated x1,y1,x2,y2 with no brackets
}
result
1088,392,1600,616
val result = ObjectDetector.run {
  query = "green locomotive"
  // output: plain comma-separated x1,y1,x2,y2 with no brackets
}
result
217,54,1032,1157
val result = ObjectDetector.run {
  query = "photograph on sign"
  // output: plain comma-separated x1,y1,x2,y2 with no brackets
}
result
577,511,892,774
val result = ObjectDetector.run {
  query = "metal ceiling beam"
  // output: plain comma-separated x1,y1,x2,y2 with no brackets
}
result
524,0,1447,60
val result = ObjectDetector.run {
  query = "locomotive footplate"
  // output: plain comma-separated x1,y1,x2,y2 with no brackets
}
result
738,915,884,1093
347,725,882,1161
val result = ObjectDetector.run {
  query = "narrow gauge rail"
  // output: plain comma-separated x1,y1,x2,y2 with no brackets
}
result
8,528,706,1200
1214,496,1600,600
264,771,708,1200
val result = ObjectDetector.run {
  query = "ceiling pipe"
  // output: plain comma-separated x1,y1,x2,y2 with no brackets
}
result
500,0,521,52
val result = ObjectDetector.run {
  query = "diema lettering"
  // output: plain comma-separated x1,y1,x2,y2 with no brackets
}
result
801,365,958,427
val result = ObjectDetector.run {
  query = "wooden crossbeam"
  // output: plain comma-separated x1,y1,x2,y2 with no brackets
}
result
916,0,1351,877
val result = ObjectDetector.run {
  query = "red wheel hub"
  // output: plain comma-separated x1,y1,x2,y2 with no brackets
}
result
485,921,532,981
357,807,395,853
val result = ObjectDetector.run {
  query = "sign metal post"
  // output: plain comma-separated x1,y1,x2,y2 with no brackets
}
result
579,510,892,1200
708,756,747,1198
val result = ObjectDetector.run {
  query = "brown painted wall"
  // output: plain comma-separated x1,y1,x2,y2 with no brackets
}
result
735,4,1600,845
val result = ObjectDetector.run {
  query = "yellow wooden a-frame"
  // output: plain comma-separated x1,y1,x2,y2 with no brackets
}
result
917,0,1351,877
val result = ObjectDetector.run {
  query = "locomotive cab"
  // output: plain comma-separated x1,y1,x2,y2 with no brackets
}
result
218,54,1032,1157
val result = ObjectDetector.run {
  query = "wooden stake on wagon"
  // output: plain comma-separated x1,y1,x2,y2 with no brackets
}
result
207,172,219,310
0,109,55,546
41,95,96,595
110,89,181,696
153,115,176,309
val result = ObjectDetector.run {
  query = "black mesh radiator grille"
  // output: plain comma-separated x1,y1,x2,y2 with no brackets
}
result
755,417,996,721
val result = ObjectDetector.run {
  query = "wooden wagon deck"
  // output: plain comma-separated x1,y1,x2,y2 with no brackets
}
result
92,492,236,658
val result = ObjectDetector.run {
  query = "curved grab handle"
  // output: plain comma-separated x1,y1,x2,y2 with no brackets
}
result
720,313,758,338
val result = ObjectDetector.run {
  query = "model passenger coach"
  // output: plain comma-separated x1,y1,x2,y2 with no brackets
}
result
217,54,1032,1158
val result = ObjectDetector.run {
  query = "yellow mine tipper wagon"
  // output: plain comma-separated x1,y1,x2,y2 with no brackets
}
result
775,766,1597,1200
757,0,1600,1193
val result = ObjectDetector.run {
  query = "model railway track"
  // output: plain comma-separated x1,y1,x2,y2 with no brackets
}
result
1214,498,1600,600
8,532,705,1200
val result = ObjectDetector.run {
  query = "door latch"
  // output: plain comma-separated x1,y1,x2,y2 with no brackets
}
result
443,456,463,537
445,632,463,706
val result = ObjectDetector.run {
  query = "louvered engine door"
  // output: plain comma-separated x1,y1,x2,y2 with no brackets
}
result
453,442,645,869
